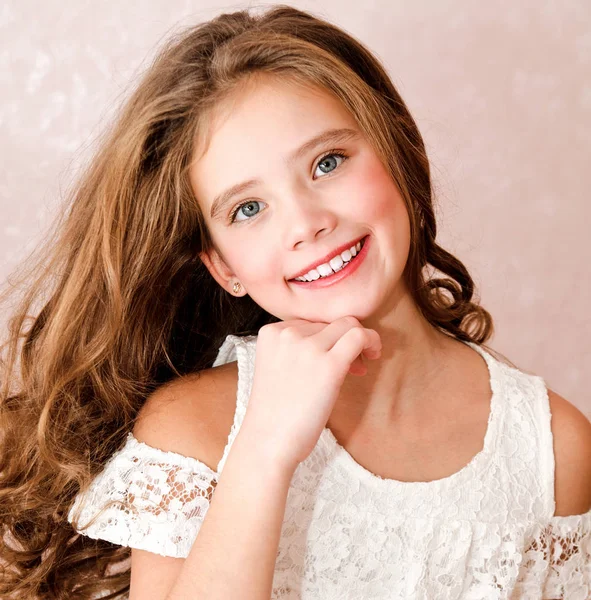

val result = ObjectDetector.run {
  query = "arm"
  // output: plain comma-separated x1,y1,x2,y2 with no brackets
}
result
128,366,297,600
548,388,591,516
164,426,295,600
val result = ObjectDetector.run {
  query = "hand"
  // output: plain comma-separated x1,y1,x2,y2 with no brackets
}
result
239,316,382,472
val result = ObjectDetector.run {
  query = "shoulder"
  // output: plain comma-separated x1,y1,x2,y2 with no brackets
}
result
132,361,239,472
547,387,591,516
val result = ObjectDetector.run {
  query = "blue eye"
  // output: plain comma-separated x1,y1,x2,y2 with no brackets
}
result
230,199,264,223
229,150,349,224
313,151,348,178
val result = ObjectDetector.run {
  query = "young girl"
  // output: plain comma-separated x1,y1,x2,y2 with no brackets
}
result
1,5,589,599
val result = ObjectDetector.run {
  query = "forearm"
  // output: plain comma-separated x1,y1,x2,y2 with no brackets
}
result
165,427,295,600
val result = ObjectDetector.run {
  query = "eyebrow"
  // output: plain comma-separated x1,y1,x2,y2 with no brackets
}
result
209,127,361,220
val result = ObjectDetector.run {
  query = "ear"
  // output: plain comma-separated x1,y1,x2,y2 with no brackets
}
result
199,247,244,295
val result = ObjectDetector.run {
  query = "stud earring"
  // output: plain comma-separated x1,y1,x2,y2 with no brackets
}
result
232,281,241,294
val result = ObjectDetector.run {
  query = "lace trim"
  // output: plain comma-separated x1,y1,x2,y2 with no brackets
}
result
213,334,257,473
67,434,219,558
517,511,591,597
69,334,590,598
68,433,591,596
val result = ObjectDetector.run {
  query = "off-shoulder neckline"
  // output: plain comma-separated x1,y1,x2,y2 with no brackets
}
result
123,432,220,478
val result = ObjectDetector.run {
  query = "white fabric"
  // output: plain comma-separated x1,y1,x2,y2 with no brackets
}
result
68,334,591,599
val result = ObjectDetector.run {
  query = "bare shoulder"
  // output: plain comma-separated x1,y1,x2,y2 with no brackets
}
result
547,388,591,516
129,362,239,599
133,361,239,472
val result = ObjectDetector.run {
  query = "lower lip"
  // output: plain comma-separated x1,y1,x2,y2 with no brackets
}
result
288,235,371,289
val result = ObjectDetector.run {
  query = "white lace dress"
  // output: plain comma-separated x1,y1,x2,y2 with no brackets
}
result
68,334,591,599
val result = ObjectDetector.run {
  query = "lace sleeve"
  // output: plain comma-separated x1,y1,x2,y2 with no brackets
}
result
67,433,219,558
515,508,591,599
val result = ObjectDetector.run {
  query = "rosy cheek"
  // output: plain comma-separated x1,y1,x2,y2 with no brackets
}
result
353,160,403,220
245,252,281,283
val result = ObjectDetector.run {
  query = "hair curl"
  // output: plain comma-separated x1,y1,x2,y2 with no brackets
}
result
0,5,506,598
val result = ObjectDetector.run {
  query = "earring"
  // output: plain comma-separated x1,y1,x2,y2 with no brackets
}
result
232,281,241,294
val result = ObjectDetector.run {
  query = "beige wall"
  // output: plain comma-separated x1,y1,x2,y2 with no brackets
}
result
1,1,589,417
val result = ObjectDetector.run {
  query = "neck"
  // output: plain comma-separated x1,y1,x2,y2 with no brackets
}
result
332,285,460,427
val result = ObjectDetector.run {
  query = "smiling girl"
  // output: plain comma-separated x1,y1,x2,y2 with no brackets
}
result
1,5,590,600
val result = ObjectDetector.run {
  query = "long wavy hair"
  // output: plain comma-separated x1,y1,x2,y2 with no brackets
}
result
0,5,505,598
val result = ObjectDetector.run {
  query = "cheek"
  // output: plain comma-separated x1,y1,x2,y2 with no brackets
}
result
349,158,407,222
235,245,281,283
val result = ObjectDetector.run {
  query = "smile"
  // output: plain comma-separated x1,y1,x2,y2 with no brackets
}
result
289,235,370,289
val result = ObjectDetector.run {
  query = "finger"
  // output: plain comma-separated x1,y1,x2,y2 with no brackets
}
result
347,355,368,376
268,319,329,337
310,316,365,351
330,326,381,367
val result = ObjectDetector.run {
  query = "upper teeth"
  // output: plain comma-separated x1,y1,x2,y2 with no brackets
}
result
294,239,364,282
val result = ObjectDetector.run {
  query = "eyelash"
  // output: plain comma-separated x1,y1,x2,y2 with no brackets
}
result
228,149,350,224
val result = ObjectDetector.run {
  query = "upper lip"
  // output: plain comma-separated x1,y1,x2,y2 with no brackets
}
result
288,235,367,280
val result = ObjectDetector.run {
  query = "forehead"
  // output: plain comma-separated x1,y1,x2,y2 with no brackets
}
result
192,74,357,170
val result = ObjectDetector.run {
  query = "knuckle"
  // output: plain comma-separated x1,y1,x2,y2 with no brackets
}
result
345,322,361,335
258,324,276,339
279,326,300,341
347,326,365,343
303,335,322,355
343,315,359,326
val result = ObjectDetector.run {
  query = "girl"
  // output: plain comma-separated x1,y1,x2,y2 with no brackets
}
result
1,5,589,599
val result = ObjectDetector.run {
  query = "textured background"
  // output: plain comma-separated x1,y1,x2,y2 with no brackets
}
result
0,1,589,417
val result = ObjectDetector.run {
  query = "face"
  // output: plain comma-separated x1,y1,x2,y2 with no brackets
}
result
190,74,411,325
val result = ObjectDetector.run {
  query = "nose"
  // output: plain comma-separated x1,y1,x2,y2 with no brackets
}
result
282,189,337,250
